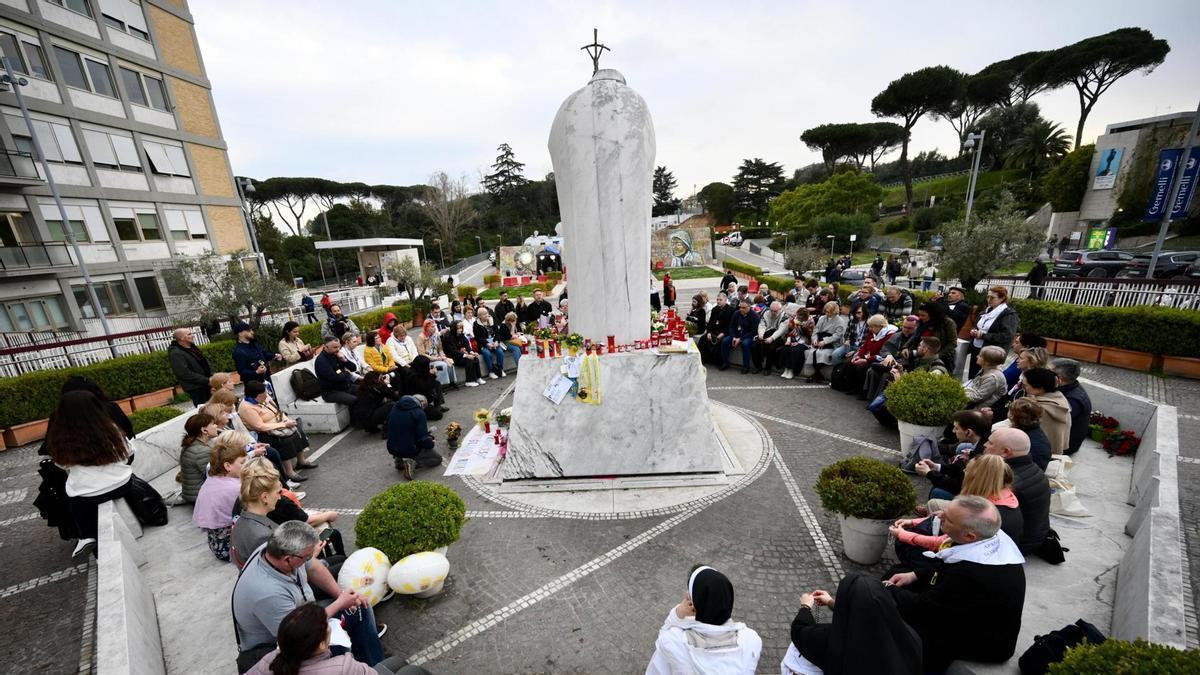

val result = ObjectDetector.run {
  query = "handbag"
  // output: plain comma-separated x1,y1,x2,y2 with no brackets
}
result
33,458,79,541
1017,619,1105,674
124,474,168,527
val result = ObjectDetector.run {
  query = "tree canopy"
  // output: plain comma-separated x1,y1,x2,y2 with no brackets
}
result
1005,120,1072,177
975,51,1056,108
698,182,735,225
939,190,1044,290
769,171,882,236
162,250,294,328
732,158,787,221
1041,144,1094,212
653,166,681,216
482,143,528,197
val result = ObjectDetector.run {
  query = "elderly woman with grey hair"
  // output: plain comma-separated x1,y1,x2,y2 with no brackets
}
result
964,345,1009,410
805,301,848,383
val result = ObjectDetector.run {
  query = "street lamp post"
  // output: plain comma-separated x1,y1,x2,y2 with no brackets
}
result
962,130,986,229
1,58,114,350
826,234,835,259
319,209,340,284
234,176,268,275
475,235,483,256
433,239,445,269
773,231,789,262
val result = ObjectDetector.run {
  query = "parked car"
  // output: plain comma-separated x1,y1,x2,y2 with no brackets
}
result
1050,249,1134,278
720,231,745,247
833,269,867,286
1117,251,1200,279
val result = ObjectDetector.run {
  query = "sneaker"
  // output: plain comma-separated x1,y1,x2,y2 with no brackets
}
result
72,538,96,558
293,491,307,500
401,458,415,481
781,369,794,379
296,462,319,470
439,405,450,412
465,381,479,388
499,370,507,378
489,373,498,380
288,474,308,483
377,624,388,639
477,378,487,385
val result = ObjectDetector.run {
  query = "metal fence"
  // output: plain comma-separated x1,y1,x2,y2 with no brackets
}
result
975,276,1200,310
0,285,391,378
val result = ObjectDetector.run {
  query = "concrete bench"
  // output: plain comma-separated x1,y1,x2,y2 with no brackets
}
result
272,361,351,433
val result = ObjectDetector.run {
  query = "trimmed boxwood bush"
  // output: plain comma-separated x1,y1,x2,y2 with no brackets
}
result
355,481,467,560
456,284,479,298
1011,299,1200,358
815,456,916,519
482,273,500,285
1049,638,1200,673
546,271,564,282
128,406,185,435
885,371,969,426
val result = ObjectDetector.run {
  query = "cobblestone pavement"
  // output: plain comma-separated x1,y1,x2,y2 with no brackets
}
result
0,362,1195,672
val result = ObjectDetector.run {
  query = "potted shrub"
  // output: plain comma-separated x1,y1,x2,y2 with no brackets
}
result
1049,638,1200,673
355,480,467,562
815,457,916,564
884,371,968,457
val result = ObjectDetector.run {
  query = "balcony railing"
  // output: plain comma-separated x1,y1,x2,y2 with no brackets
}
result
0,241,75,270
0,149,43,184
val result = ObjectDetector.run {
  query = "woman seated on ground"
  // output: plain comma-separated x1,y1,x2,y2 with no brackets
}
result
963,345,1009,410
830,314,896,396
685,294,707,335
351,371,397,435
1003,333,1047,388
244,603,419,675
192,431,249,561
785,573,921,675
237,380,314,485
178,412,220,503
496,311,526,366
1007,398,1052,471
1017,368,1071,455
646,565,762,674
277,320,314,364
45,390,134,558
361,330,398,376
898,455,1022,568
829,305,867,368
779,310,813,380
443,319,486,387
209,372,236,399
400,355,447,421
415,318,457,388
804,301,847,383
473,307,507,379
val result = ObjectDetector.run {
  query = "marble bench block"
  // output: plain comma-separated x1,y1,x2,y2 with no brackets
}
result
504,351,724,479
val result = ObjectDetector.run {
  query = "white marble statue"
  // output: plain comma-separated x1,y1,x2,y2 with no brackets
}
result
548,68,655,345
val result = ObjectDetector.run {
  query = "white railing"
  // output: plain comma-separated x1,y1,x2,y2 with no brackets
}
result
975,276,1200,310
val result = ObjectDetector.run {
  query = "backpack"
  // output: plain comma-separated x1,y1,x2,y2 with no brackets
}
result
899,434,939,473
289,368,322,401
1018,619,1105,674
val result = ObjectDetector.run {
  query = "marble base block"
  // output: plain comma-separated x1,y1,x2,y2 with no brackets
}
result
503,351,724,479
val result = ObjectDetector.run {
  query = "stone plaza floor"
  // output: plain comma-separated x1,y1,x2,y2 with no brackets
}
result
0,361,1197,672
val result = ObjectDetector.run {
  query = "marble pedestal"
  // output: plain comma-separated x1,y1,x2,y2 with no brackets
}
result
503,350,724,479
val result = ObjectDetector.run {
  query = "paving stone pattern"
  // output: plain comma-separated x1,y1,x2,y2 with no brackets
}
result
0,363,1196,672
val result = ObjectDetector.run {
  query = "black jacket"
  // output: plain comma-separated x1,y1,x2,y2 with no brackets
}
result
1023,424,1052,470
351,385,395,428
938,299,969,331
979,306,1019,350
728,309,760,339
686,307,706,334
719,273,737,292
527,299,553,322
168,342,212,393
793,573,922,674
1008,454,1050,554
386,396,434,460
493,299,515,323
705,305,734,338
313,350,356,394
1058,381,1092,455
891,548,1025,669
473,321,499,349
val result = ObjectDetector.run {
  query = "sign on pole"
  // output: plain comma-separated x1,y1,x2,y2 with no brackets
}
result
1170,152,1198,218
1145,148,1183,221
849,234,857,242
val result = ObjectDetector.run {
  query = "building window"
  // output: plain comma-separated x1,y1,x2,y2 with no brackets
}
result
142,139,190,177
98,0,150,41
53,46,117,98
133,275,164,310
137,213,160,240
0,212,34,246
48,0,93,18
0,32,52,81
1,296,68,331
118,67,169,111
164,208,207,241
73,280,133,318
45,218,89,242
5,114,84,164
111,206,160,241
82,127,142,171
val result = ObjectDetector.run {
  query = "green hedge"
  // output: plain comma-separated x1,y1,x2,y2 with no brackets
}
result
1050,638,1200,673
129,406,186,435
1010,300,1200,358
0,305,412,429
355,481,467,560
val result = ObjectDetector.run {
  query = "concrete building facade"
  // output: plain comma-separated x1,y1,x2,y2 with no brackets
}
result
0,0,248,334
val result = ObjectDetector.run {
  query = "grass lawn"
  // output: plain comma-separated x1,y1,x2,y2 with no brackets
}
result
479,282,552,300
881,169,1023,208
654,266,723,280
994,261,1035,275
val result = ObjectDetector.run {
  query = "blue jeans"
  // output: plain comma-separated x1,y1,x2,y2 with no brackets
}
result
719,335,754,368
480,346,505,374
432,360,454,385
929,487,955,501
830,345,854,365
502,343,522,366
340,604,384,666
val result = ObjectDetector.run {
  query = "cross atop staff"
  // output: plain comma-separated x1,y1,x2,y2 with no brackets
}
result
580,28,609,75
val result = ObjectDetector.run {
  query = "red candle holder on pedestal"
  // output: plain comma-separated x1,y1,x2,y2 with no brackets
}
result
607,335,615,352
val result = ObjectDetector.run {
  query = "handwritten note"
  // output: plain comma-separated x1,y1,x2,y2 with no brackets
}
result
543,374,573,405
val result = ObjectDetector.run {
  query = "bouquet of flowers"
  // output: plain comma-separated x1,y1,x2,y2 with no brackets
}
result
496,407,512,427
1103,429,1141,456
446,422,462,448
534,327,556,341
563,333,584,348
474,408,492,431
1088,411,1120,442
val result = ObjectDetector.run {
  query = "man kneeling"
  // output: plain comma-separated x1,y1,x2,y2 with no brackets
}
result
387,394,441,480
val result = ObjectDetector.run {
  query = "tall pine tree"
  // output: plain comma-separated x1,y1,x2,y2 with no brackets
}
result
732,158,786,222
652,166,680,216
482,143,528,197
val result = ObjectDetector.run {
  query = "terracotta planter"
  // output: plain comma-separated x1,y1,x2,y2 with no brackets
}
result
1054,340,1101,363
1044,338,1059,355
1162,355,1200,380
131,387,175,411
1099,346,1155,371
116,398,135,414
0,433,6,451
3,418,49,447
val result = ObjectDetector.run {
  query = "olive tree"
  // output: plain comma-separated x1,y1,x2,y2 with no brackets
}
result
938,190,1044,291
163,251,294,329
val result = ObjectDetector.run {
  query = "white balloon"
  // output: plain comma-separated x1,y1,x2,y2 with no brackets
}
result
336,547,391,606
387,551,450,595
